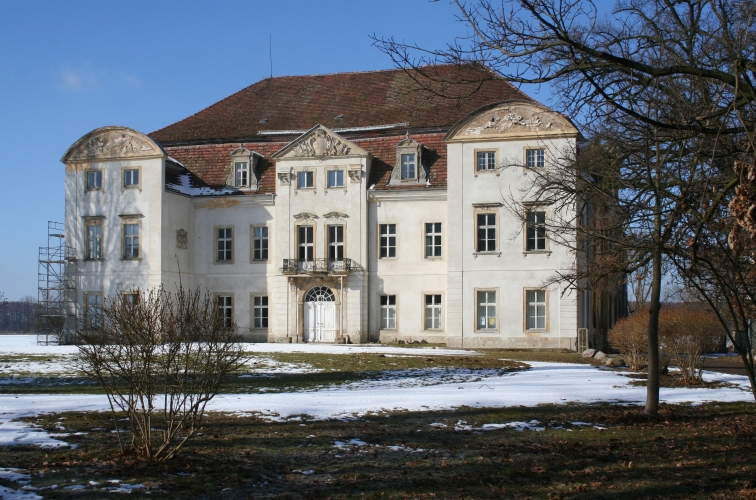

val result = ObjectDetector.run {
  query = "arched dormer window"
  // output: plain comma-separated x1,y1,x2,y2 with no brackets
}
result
228,148,262,190
390,137,427,185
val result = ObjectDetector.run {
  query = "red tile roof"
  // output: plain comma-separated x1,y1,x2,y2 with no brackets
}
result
149,64,533,144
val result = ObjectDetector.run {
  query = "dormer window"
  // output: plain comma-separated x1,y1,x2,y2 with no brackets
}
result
228,148,261,190
390,137,427,185
401,154,416,180
234,162,249,187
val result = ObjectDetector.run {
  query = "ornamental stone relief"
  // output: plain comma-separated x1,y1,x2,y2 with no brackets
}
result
287,129,352,159
176,229,188,249
460,104,573,137
277,172,291,185
70,131,159,161
293,213,319,221
323,212,349,222
347,169,362,182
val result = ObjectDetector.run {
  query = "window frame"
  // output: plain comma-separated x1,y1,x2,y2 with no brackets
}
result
296,170,315,190
215,293,234,328
423,293,443,331
234,161,249,188
122,166,141,190
297,224,315,261
474,288,499,333
83,291,104,329
326,224,345,261
120,217,142,261
525,147,546,169
524,209,549,252
326,169,345,189
379,294,397,330
250,225,269,262
120,290,139,306
85,169,103,191
84,217,104,261
474,148,498,174
378,223,397,259
524,288,549,332
400,153,417,180
424,222,442,259
251,294,269,330
474,209,498,253
214,225,234,264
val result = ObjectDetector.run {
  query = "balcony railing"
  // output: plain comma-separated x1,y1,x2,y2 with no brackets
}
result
282,258,359,275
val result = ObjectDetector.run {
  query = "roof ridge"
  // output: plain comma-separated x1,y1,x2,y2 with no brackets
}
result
252,62,496,81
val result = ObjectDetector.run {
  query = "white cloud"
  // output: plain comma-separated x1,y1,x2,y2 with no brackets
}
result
59,63,141,91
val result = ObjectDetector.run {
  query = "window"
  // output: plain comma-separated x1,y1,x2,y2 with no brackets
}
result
425,223,442,258
477,151,496,171
85,222,103,260
86,170,102,190
121,291,139,306
235,162,249,187
216,227,233,262
297,171,314,189
380,295,396,330
298,225,314,261
425,294,442,330
526,148,545,168
526,289,547,330
252,226,268,261
328,225,344,261
476,213,496,252
477,290,497,330
526,211,547,251
327,170,344,188
253,296,268,329
84,293,103,329
123,223,139,259
123,168,140,188
217,295,233,328
400,154,416,180
379,224,396,258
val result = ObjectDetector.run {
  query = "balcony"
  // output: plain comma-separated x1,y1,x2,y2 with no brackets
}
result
282,258,359,275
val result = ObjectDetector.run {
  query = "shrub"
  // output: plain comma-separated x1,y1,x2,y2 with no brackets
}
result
77,286,249,461
660,308,722,385
608,313,648,370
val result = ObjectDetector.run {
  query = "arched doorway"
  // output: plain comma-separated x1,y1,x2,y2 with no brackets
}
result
304,286,336,342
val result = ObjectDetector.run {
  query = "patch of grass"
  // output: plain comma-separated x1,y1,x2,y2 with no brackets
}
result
2,403,756,499
623,372,739,389
488,350,593,365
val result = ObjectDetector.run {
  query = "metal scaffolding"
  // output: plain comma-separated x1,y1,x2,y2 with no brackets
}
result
37,221,77,345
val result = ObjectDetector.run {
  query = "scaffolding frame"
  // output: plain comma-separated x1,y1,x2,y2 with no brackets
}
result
37,221,77,345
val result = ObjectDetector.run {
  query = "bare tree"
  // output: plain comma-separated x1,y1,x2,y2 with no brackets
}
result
77,286,249,461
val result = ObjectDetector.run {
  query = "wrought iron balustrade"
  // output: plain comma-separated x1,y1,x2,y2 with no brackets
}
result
282,258,358,275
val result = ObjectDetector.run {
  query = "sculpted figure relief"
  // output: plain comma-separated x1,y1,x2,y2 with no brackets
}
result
289,129,352,159
462,104,572,137
71,131,158,160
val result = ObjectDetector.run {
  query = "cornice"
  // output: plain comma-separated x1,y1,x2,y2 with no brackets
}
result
367,189,447,203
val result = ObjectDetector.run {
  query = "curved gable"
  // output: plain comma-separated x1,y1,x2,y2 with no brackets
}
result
445,101,578,142
62,126,165,163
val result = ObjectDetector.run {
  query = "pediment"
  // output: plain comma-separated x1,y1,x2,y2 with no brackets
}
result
272,125,370,160
445,101,578,142
62,126,164,162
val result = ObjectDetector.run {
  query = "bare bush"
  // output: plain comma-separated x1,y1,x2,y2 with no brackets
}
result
608,314,648,371
76,286,249,461
660,309,722,385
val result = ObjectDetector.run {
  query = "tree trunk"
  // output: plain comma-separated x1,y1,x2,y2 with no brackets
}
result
645,242,663,415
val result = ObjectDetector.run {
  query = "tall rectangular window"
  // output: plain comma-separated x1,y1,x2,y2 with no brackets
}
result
379,224,396,258
425,294,442,330
216,227,233,262
477,213,496,252
86,222,103,260
252,226,268,261
297,171,313,189
84,293,103,328
526,148,545,168
425,222,442,258
526,211,547,251
253,296,268,329
298,225,314,261
123,223,139,259
235,162,248,187
526,290,547,330
380,295,396,330
327,170,344,188
477,290,497,330
400,154,416,180
123,169,139,188
328,225,344,261
477,151,496,171
217,295,233,328
86,171,102,190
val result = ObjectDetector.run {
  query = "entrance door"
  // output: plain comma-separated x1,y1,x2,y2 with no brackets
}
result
303,286,336,342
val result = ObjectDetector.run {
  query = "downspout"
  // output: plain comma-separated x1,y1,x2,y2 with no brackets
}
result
461,143,465,349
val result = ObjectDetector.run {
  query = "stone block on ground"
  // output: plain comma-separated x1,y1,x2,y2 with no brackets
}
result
582,349,596,358
593,351,608,362
605,357,625,367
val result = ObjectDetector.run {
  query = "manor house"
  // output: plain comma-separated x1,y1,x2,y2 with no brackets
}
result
62,64,591,348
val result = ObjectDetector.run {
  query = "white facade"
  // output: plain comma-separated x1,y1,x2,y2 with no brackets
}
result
62,101,584,349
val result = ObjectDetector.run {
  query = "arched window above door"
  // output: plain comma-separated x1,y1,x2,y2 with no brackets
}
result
305,286,335,302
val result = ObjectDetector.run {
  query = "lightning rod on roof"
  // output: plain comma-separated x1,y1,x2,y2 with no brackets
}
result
269,34,273,78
